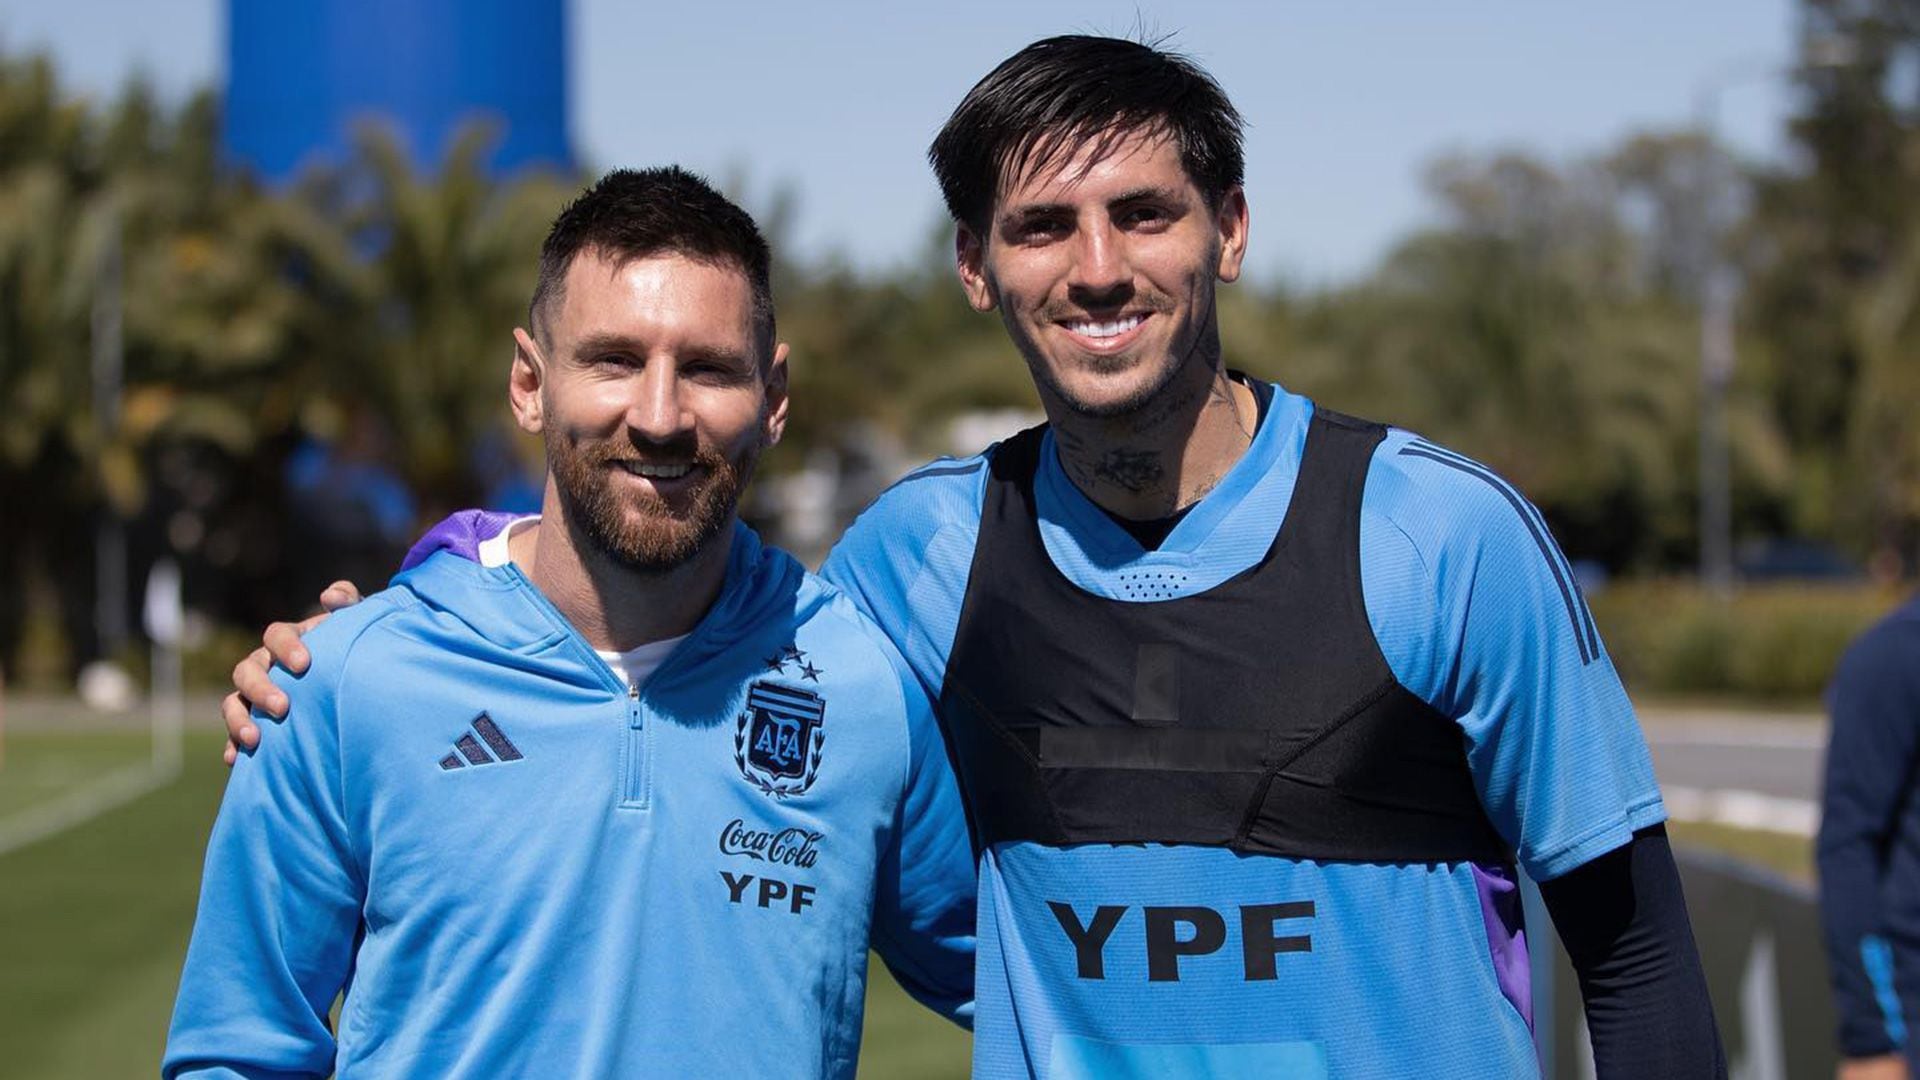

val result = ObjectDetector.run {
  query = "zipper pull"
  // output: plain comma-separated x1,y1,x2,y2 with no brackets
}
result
628,681,640,700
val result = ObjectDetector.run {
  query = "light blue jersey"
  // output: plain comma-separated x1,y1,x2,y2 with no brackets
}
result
821,381,1665,1078
165,523,975,1079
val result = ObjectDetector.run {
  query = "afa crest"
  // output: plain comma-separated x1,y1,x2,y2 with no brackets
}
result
735,681,827,797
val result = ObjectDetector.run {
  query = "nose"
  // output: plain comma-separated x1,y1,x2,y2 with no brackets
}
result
626,359,694,445
1067,218,1133,307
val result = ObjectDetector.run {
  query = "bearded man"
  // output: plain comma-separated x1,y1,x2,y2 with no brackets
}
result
163,167,974,1079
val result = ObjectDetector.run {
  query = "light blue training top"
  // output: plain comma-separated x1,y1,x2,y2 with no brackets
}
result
164,523,976,1079
820,380,1664,1079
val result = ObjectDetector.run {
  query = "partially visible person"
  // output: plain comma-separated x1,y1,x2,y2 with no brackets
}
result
1820,593,1920,1080
165,168,974,1079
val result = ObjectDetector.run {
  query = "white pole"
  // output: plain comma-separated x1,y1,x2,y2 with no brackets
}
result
143,558,185,777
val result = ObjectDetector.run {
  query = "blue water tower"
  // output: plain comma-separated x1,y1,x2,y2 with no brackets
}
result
223,0,572,180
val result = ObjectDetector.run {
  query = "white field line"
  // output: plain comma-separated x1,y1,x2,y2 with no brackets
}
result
1662,784,1820,839
0,760,179,858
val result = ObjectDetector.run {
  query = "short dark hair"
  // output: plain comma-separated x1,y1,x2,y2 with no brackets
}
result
929,35,1245,236
530,166,775,356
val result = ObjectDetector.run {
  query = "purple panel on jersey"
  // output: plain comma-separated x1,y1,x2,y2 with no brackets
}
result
400,509,517,570
1473,862,1532,1028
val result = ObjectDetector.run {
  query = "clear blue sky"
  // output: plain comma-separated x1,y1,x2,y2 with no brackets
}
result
1,0,1799,286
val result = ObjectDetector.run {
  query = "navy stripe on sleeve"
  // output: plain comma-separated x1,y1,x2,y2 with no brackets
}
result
906,462,987,480
1403,440,1600,658
871,458,987,502
1398,442,1597,665
1863,935,1909,1048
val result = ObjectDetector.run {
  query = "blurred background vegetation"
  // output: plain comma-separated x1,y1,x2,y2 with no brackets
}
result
3,0,1918,704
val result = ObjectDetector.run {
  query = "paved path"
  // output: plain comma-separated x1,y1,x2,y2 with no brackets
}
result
1639,706,1825,837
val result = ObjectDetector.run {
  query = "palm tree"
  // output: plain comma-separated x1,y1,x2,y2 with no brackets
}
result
307,123,574,516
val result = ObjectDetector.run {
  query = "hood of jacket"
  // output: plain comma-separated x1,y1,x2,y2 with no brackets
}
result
392,510,811,676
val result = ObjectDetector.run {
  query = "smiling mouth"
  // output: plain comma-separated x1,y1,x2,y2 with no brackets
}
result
613,460,695,481
1063,313,1148,340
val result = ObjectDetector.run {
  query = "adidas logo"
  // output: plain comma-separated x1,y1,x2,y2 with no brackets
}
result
438,713,525,770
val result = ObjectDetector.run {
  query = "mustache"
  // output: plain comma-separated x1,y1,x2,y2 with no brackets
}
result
583,437,729,471
1041,292,1175,323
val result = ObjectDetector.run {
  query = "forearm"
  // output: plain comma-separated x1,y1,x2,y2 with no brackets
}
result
1819,838,1903,1057
1540,825,1726,1078
870,654,978,1027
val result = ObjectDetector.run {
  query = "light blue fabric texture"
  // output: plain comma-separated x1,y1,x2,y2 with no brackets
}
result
165,523,975,1079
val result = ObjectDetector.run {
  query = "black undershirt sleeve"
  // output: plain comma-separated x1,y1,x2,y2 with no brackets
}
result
1538,824,1727,1078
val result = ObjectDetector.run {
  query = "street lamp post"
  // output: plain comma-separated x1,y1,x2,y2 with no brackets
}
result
1697,243,1736,596
1692,40,1853,596
92,203,128,656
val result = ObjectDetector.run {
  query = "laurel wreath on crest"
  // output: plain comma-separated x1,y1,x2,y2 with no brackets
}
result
734,713,827,798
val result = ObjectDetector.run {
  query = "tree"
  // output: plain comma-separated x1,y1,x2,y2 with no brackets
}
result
1268,143,1769,571
1744,0,1920,568
290,124,573,517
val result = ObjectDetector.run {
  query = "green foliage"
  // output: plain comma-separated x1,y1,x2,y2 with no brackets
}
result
1590,582,1903,701
294,123,573,513
6,0,1920,673
1744,0,1920,567
1263,139,1747,570
773,221,1038,462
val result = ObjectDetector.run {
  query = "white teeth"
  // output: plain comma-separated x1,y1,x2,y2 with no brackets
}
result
618,462,693,480
1066,314,1145,340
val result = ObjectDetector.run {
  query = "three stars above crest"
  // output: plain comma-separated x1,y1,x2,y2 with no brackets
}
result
763,643,823,681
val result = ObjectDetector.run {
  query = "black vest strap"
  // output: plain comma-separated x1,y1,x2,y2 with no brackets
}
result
938,410,1511,864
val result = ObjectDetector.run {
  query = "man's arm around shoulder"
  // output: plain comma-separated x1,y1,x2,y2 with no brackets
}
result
865,636,976,1028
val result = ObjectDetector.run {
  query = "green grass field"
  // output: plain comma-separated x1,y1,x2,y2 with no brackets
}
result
0,729,968,1078
1668,819,1814,884
0,729,153,820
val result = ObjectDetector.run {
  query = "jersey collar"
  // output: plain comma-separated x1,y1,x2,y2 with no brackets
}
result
1031,380,1315,597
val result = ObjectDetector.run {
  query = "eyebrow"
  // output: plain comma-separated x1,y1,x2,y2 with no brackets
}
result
1105,185,1184,207
568,332,751,368
998,185,1188,227
568,331,646,360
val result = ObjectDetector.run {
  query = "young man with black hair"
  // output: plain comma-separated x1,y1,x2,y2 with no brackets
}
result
167,168,974,1079
226,35,1724,1078
830,35,1723,1077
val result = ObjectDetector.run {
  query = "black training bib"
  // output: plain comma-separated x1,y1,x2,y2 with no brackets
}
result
937,408,1511,864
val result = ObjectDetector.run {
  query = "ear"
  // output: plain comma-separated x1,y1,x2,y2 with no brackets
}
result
509,327,546,434
762,341,791,447
955,225,998,313
1214,186,1250,284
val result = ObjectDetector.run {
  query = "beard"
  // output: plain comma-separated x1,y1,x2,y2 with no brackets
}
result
1011,291,1200,421
546,425,759,574
1019,336,1189,420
